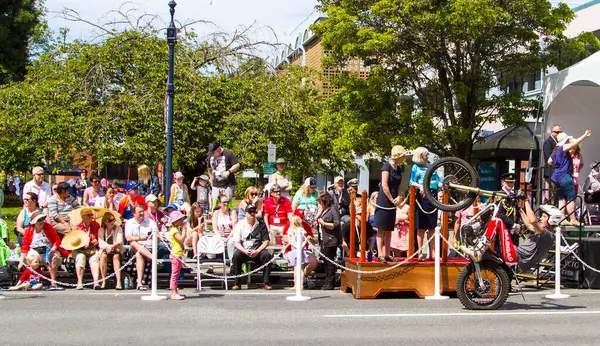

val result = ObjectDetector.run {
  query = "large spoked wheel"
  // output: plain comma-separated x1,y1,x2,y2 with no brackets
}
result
456,261,510,310
423,156,479,212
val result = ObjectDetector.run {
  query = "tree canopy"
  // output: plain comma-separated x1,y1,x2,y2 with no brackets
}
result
313,0,600,161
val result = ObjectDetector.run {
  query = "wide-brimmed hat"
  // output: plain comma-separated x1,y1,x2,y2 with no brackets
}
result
30,213,46,224
556,132,573,147
173,171,184,180
391,145,407,159
167,211,186,226
61,230,90,251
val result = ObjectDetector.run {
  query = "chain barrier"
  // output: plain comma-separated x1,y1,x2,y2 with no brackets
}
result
161,236,285,280
439,233,469,259
309,233,435,275
560,233,600,275
21,249,137,288
372,195,438,215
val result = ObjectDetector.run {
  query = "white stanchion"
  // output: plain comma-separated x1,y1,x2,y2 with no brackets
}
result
142,229,167,301
287,228,311,302
546,226,570,300
425,226,449,300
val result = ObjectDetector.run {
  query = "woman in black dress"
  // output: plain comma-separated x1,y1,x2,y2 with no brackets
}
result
373,145,407,262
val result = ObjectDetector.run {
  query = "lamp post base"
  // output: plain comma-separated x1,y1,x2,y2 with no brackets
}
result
286,295,311,302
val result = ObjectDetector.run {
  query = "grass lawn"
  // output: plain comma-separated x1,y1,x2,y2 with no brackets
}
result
1,197,21,244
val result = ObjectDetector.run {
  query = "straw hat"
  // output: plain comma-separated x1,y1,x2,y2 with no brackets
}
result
391,145,407,159
61,230,90,251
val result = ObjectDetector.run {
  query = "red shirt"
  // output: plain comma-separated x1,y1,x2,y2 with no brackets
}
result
263,196,292,226
77,221,100,249
118,195,147,215
21,223,61,254
19,267,44,283
282,220,314,254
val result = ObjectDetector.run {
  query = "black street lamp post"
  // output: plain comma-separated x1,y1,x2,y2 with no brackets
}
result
164,0,177,204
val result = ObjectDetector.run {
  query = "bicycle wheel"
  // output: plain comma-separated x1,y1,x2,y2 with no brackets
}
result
423,156,479,212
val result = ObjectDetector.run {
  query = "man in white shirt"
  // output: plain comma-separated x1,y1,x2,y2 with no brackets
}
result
125,204,158,290
22,167,52,209
231,204,272,290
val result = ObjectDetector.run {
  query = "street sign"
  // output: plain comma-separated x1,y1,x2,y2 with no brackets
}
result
264,162,277,175
268,142,276,163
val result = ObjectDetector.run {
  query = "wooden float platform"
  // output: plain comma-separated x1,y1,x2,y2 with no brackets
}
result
340,257,470,299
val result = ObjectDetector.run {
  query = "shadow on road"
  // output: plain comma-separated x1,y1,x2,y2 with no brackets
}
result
501,301,586,310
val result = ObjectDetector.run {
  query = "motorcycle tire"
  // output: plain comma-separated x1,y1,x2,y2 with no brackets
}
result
456,261,510,310
423,156,479,212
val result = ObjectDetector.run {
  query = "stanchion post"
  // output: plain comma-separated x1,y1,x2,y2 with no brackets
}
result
425,226,450,300
287,227,311,301
142,228,167,301
349,190,356,260
360,191,368,262
546,226,570,300
408,186,416,258
441,191,449,263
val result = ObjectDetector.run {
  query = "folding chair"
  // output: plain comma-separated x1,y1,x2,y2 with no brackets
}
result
196,235,228,291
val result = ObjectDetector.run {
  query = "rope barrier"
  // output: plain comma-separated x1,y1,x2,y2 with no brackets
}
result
560,233,600,275
372,195,438,214
309,233,435,275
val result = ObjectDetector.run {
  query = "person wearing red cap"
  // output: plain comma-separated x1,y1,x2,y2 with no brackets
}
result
282,209,318,289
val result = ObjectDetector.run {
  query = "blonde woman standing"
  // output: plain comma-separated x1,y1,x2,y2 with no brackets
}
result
373,145,406,263
137,164,161,198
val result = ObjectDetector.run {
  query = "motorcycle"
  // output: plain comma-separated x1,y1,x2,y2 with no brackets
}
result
422,157,523,310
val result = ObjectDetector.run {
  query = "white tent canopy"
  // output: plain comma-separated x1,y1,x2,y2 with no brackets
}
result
543,51,600,183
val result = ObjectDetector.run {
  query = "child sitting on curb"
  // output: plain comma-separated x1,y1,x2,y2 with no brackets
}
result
9,252,44,291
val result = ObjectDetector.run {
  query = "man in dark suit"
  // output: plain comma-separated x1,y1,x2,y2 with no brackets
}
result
496,173,521,245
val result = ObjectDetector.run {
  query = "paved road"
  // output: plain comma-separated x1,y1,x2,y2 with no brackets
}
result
2,288,600,345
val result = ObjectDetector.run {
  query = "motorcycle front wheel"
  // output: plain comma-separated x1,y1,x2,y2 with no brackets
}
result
456,261,510,310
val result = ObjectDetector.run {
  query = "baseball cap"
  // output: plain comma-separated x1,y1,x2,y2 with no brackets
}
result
145,194,159,203
304,177,317,189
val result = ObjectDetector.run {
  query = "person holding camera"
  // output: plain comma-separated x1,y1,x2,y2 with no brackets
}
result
207,142,240,209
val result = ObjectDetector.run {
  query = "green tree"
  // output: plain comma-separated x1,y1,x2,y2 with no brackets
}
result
313,0,600,161
0,0,46,84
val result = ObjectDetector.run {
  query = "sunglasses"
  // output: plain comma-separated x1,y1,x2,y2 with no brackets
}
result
36,219,45,223
83,214,94,217
250,193,258,196
34,173,44,176
107,218,116,223
23,198,32,201
91,180,99,183
272,190,281,193
553,130,562,134
220,201,229,204
247,211,257,215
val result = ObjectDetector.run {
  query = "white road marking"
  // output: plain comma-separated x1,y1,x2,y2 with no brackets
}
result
323,310,600,318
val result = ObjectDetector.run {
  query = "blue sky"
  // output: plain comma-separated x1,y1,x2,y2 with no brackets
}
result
45,0,319,57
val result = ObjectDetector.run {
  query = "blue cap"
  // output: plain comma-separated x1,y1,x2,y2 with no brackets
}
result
125,181,139,191
163,203,179,211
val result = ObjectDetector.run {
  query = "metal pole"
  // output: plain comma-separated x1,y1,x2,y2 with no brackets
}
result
425,226,449,300
546,226,570,299
142,228,167,301
287,227,311,301
164,0,177,205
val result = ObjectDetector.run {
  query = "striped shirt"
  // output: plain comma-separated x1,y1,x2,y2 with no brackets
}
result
47,195,80,225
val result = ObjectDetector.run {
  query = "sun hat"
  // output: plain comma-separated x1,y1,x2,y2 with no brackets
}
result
556,132,573,147
30,213,46,224
173,171,184,180
125,181,139,191
167,211,187,226
145,194,159,203
61,230,90,251
391,145,407,159
163,203,179,212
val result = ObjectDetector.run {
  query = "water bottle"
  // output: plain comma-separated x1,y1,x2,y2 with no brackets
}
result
124,276,129,289
45,247,51,263
367,250,373,262
336,247,342,260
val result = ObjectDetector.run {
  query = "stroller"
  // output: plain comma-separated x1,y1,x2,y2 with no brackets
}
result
581,161,600,226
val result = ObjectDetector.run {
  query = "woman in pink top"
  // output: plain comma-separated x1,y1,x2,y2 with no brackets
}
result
212,194,237,239
83,174,104,207
571,146,584,195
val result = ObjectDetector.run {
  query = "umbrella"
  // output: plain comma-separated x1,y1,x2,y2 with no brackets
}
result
68,208,122,228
